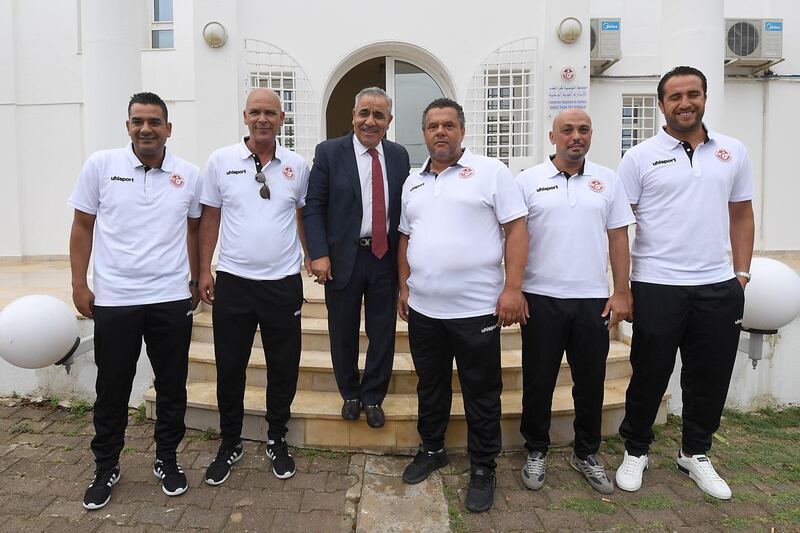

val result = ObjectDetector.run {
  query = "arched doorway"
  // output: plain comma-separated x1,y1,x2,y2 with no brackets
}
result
324,46,454,167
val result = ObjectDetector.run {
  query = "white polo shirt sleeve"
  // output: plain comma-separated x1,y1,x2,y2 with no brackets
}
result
200,153,223,208
68,155,102,215
729,140,755,202
617,151,642,205
606,171,636,229
295,160,310,209
492,165,528,224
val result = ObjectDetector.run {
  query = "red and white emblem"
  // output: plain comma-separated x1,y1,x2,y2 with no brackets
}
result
459,167,474,178
283,166,296,180
170,174,184,188
715,148,732,162
561,66,575,82
588,179,604,192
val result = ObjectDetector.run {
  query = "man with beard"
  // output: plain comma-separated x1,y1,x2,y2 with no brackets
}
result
70,92,201,509
614,66,755,500
516,108,634,494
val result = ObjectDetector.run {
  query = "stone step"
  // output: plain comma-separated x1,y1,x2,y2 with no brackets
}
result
145,377,667,454
186,340,633,393
190,311,525,351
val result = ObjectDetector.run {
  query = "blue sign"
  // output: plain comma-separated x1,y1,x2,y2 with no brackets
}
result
765,21,782,31
602,21,620,31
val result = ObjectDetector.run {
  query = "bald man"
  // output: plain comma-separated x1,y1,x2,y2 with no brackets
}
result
515,109,635,494
198,88,311,484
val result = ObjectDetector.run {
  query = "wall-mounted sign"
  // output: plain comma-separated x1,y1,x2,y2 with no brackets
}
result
547,84,588,112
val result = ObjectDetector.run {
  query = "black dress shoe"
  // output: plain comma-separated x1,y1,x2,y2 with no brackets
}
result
364,404,385,428
341,399,360,420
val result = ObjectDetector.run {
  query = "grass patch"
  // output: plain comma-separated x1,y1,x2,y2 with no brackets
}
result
772,507,800,525
721,516,751,529
291,447,348,460
554,496,616,516
132,403,146,424
198,427,217,441
722,407,800,441
66,429,80,437
121,445,134,454
630,494,678,510
47,396,61,410
772,489,800,504
442,485,467,532
9,421,32,434
732,491,763,503
68,400,92,419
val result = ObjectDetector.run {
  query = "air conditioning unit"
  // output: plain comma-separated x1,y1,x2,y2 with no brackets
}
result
590,18,621,60
725,19,783,61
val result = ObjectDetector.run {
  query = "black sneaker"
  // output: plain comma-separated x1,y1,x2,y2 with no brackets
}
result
266,439,296,479
153,459,188,496
83,465,120,510
402,446,449,484
205,442,244,486
464,467,496,513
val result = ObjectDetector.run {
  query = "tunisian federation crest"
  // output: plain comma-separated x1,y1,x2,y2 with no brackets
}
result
170,174,185,188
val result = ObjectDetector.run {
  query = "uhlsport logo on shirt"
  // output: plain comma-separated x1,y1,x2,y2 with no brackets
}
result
110,176,134,183
715,148,732,162
481,324,498,333
283,166,296,180
588,179,605,193
170,174,185,188
651,157,677,167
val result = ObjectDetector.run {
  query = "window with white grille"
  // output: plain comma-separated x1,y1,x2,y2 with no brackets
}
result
621,95,658,157
465,39,536,166
245,39,317,162
151,0,174,49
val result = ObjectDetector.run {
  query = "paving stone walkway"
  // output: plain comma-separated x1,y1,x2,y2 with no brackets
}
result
0,398,797,532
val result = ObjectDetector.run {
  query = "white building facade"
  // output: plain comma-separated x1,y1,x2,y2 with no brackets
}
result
1,0,798,409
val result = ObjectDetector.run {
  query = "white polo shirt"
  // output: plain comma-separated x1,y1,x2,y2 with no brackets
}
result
618,126,754,285
201,139,310,280
399,148,527,319
517,157,635,298
68,143,202,306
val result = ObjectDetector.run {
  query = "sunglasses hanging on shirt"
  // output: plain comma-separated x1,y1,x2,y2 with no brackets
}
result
252,153,271,200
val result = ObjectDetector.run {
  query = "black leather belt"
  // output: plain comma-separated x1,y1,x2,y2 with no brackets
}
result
358,237,372,247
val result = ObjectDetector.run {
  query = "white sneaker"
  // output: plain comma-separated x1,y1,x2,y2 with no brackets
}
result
615,450,648,492
676,452,731,500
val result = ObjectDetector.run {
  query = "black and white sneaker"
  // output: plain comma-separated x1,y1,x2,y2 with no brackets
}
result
266,438,296,479
153,459,188,496
83,465,120,510
205,442,244,486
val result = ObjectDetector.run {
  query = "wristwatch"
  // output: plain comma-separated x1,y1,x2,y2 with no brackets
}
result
189,280,200,288
734,271,751,281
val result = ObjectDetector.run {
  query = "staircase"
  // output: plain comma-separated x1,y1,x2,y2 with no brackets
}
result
144,277,667,453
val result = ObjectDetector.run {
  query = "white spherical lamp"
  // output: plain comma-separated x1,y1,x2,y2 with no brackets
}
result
0,295,79,369
742,258,800,331
741,258,800,368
